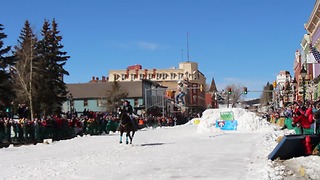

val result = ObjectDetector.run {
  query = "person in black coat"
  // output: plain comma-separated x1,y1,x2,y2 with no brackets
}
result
119,100,137,130
121,100,133,114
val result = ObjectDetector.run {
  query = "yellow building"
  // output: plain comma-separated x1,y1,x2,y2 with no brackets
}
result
108,61,206,111
108,61,205,88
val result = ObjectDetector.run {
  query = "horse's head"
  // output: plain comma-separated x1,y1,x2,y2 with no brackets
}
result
118,110,129,122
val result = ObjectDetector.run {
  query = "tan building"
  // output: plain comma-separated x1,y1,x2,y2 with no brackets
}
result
108,61,206,112
108,61,205,89
65,61,207,116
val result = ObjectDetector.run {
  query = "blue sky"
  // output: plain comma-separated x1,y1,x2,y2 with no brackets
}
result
1,0,316,99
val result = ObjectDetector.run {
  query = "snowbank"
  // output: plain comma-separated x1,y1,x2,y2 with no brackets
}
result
196,107,274,134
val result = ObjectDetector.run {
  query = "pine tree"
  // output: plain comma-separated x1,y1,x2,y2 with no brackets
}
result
0,24,16,110
36,19,70,115
260,82,273,106
32,19,50,116
13,20,38,120
106,81,128,113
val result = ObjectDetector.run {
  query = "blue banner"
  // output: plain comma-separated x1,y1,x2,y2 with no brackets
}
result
216,120,238,130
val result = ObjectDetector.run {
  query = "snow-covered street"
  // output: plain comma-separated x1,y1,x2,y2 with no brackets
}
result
0,108,319,180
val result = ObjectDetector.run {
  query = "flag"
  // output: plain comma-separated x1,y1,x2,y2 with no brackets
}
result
308,44,320,63
306,52,317,63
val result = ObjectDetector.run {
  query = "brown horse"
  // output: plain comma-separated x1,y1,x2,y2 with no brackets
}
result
118,111,136,144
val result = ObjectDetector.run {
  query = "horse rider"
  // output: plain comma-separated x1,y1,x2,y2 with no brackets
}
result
120,100,137,130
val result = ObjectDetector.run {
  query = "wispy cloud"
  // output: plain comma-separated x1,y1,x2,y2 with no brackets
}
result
109,40,161,50
137,41,159,50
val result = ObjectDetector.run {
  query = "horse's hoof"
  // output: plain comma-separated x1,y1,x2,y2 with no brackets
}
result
126,141,129,144
119,141,122,144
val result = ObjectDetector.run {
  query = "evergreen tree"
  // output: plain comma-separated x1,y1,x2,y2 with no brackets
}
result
105,81,128,113
0,24,16,110
33,19,51,116
36,19,70,115
12,20,38,120
260,82,273,106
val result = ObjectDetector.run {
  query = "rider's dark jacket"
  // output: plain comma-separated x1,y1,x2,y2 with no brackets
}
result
120,104,133,115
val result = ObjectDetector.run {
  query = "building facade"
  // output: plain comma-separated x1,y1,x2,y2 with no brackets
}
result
63,80,166,116
274,71,294,107
108,61,206,112
298,0,320,103
205,78,219,108
63,61,207,116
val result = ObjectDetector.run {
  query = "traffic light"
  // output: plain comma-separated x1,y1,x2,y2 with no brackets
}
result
244,87,248,94
273,81,277,89
228,87,232,95
199,84,203,92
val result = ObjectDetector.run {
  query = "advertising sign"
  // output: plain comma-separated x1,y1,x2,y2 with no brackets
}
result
220,111,234,120
216,120,238,130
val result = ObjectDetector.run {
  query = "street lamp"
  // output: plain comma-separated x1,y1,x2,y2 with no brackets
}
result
300,67,307,105
291,78,297,102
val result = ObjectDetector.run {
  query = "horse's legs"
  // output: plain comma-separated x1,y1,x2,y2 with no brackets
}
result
119,131,123,144
130,131,135,144
126,133,129,144
128,131,135,144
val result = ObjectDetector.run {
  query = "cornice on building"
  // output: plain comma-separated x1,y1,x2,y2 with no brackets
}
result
106,61,206,84
305,0,320,35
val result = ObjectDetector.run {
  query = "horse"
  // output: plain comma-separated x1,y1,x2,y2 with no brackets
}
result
118,110,136,144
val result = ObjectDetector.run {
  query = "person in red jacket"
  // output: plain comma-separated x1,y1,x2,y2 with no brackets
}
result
305,102,314,125
292,105,312,134
292,101,301,114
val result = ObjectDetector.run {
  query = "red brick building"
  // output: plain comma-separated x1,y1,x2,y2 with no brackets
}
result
205,78,219,109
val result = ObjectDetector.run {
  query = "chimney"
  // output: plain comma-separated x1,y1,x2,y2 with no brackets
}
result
144,69,148,79
126,69,129,79
152,69,156,78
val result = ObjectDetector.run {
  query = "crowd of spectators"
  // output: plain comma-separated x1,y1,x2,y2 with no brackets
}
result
264,101,320,134
0,108,192,147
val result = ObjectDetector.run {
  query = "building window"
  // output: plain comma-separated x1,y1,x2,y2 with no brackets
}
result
139,74,144,80
192,84,197,93
97,99,106,107
84,99,88,107
134,98,139,107
170,73,177,79
178,73,184,79
156,73,162,80
163,73,168,79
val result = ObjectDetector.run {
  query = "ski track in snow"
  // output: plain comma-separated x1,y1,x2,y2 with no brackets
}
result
2,107,320,180
0,125,263,180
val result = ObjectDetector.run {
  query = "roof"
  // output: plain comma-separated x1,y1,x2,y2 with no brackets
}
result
208,78,218,92
66,81,143,99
